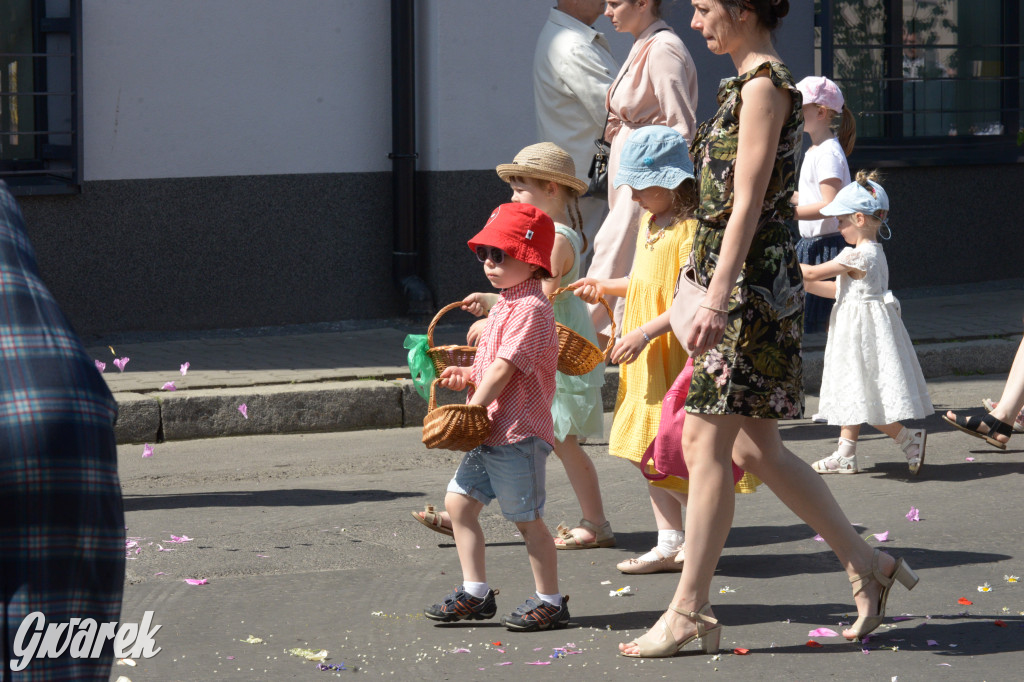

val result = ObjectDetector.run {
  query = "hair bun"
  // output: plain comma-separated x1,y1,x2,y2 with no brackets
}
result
771,0,790,18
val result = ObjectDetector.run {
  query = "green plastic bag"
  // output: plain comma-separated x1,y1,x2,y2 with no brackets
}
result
404,334,436,400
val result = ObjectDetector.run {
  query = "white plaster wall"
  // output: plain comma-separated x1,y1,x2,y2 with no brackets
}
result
82,0,391,180
416,0,633,172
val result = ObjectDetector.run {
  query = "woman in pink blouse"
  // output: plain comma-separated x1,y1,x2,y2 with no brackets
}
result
588,0,698,339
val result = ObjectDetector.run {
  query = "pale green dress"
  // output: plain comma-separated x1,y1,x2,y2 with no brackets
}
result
550,223,605,441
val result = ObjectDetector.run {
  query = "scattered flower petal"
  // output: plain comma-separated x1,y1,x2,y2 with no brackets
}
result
495,661,512,666
873,531,890,542
184,578,208,585
95,360,106,373
805,640,824,648
525,661,551,665
733,647,750,655
600,580,612,585
808,628,839,638
116,658,136,666
938,663,952,667
156,545,174,552
141,443,153,458
180,362,190,376
958,598,973,605
978,583,992,592
161,381,176,391
906,506,920,522
113,357,130,372
813,534,825,542
238,403,248,419
240,635,263,644
994,619,1008,627
927,640,939,646
168,535,193,543
609,585,633,597
1005,575,1019,583
288,647,328,661
719,586,736,593
965,456,976,462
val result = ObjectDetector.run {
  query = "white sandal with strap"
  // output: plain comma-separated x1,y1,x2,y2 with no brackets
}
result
811,450,858,474
620,603,721,658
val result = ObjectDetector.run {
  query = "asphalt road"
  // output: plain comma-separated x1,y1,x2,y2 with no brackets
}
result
113,375,1024,681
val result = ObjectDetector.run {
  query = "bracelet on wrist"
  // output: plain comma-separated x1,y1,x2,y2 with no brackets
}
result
700,304,729,315
638,326,652,344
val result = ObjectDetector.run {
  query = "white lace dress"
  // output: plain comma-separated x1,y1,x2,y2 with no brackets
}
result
817,243,933,425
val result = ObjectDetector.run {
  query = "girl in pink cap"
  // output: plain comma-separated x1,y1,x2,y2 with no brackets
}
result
792,76,856,337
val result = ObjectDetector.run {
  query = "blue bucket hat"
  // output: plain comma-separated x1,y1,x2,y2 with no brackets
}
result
820,178,890,223
613,125,694,191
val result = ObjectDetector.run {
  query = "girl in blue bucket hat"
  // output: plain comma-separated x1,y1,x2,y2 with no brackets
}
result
573,125,759,576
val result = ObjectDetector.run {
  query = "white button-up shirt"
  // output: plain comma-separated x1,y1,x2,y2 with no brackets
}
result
534,8,619,184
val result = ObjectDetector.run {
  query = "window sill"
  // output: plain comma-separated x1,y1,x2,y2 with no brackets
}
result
2,177,80,196
849,136,1024,167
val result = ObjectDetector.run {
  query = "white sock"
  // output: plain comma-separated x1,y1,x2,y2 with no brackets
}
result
638,529,684,562
537,591,562,607
462,581,490,598
837,437,857,458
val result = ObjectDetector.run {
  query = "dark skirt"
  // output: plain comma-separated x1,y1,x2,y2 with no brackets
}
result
796,232,847,334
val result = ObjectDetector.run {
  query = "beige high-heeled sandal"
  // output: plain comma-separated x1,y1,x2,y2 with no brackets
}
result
844,549,919,640
620,603,720,658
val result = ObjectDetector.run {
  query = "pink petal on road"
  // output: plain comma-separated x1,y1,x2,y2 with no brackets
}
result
965,457,976,462
813,534,825,542
927,640,939,646
95,359,106,373
142,443,154,458
906,506,920,522
168,535,193,543
184,578,208,586
157,545,175,552
113,357,130,372
238,403,248,419
525,661,552,665
873,531,890,542
808,628,840,638
180,362,190,376
161,381,176,391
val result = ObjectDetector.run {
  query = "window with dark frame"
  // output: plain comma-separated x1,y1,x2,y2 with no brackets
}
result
816,0,1023,166
0,0,80,194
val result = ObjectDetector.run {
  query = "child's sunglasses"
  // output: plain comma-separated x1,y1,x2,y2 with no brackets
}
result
475,246,505,264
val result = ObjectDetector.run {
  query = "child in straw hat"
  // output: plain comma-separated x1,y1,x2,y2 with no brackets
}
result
412,142,614,551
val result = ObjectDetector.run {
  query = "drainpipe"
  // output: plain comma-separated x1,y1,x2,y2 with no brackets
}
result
390,0,433,317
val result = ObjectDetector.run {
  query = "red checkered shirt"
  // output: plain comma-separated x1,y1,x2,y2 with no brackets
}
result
469,278,558,448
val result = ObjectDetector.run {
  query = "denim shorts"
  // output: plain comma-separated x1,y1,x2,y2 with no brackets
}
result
447,436,551,522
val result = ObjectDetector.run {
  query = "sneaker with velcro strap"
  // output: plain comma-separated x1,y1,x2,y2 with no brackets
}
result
424,586,498,622
500,594,570,632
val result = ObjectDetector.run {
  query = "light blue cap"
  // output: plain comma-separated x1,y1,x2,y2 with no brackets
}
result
820,179,890,221
613,125,694,190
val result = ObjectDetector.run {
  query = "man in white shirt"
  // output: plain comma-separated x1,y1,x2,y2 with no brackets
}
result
534,0,619,265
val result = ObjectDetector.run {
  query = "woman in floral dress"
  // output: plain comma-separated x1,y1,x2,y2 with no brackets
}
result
618,0,920,658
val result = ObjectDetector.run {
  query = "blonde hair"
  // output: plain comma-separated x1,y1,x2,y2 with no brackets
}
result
854,169,888,225
507,175,588,254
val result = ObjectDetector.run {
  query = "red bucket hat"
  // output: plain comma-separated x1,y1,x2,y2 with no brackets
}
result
467,203,554,277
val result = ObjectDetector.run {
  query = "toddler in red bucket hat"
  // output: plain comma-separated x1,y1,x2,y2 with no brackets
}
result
423,202,566,632
467,202,554,279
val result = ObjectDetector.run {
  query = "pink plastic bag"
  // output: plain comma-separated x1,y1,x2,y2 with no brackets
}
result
640,358,745,484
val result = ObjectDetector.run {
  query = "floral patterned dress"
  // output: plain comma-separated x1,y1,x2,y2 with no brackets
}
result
685,61,806,419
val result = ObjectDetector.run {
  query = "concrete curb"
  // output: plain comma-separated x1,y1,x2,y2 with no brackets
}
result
112,335,1022,444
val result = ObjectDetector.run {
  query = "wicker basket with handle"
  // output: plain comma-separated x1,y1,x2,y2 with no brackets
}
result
422,379,491,451
425,301,483,373
548,284,616,376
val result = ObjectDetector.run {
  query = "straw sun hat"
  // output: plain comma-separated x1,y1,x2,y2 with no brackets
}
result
495,142,589,195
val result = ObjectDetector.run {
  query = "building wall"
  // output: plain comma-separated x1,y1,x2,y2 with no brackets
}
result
12,2,1019,337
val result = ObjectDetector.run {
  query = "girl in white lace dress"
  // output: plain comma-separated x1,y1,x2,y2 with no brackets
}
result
800,171,933,475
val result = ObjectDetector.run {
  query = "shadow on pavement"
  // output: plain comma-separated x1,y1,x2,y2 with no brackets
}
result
716,548,1010,579
122,488,423,511
868,460,1024,481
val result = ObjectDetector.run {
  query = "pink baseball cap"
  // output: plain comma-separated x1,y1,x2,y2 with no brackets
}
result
797,76,844,113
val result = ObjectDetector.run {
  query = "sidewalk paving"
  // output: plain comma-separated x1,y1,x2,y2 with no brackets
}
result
86,281,1024,444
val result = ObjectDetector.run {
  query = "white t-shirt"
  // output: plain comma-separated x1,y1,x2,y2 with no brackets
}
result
797,136,851,239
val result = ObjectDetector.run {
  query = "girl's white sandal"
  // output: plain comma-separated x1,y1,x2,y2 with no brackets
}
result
811,451,858,474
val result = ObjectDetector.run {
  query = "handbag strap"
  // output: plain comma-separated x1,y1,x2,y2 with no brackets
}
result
598,27,670,145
